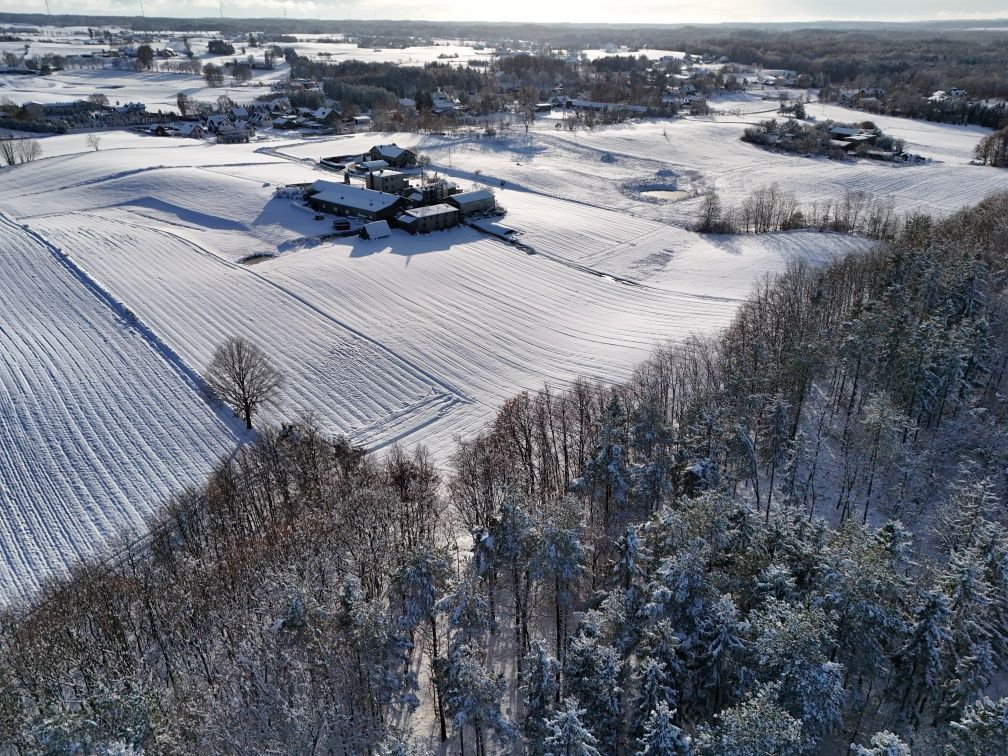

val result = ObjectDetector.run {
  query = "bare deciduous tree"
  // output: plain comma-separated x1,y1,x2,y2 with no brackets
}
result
203,336,282,430
0,136,40,166
86,133,102,152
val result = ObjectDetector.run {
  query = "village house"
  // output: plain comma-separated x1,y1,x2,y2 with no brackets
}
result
248,111,272,128
368,143,417,168
395,203,460,233
176,122,206,139
406,178,459,205
305,180,409,221
203,114,231,133
115,102,146,115
431,89,465,115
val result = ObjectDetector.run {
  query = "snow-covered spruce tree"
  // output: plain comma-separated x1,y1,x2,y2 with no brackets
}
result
889,591,953,726
491,497,542,681
693,683,804,756
441,640,514,756
931,476,1001,555
690,594,748,719
945,695,1008,755
562,613,623,753
544,697,603,756
630,659,679,746
338,575,419,713
523,640,561,755
747,598,845,749
629,396,675,511
611,523,649,651
533,499,586,665
573,390,631,537
932,545,1002,725
636,701,692,756
849,730,911,756
392,545,452,740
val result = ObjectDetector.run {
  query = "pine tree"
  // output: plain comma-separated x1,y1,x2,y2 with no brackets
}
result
693,683,803,756
563,618,623,753
523,640,561,753
534,505,586,664
945,696,1008,755
613,525,648,650
442,641,514,755
575,391,631,530
631,657,678,742
891,591,952,723
692,595,747,717
636,701,692,755
393,546,452,739
493,499,542,679
544,698,603,756
749,598,845,748
850,730,911,756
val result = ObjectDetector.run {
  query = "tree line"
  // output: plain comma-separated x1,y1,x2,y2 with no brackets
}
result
0,193,1006,753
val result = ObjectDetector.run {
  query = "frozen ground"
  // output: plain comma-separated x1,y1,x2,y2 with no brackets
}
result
1,96,1004,602
0,213,242,602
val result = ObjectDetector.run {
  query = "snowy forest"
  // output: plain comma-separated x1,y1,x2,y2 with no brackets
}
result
1,193,1007,754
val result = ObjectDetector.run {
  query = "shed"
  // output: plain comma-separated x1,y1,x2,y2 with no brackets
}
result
357,159,389,172
446,189,496,215
361,220,391,240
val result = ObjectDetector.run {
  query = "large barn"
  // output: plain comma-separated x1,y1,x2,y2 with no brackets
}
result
306,180,408,221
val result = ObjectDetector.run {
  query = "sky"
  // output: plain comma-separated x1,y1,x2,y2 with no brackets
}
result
5,0,1008,24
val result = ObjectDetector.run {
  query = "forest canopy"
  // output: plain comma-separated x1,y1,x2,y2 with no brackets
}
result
2,191,1006,753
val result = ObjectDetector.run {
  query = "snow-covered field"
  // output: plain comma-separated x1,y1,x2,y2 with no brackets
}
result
2,92,1005,602
0,213,242,601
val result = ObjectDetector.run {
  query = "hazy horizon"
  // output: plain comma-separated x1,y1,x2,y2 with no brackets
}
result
3,1,1008,26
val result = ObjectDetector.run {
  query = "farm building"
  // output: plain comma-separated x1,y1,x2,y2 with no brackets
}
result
368,143,417,168
357,159,390,173
395,204,460,233
366,169,407,193
216,125,252,144
306,181,409,221
446,189,496,215
361,220,391,240
406,179,459,206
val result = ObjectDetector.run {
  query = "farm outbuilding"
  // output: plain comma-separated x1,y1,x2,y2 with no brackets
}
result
446,189,496,215
361,220,391,240
366,169,407,193
395,204,460,233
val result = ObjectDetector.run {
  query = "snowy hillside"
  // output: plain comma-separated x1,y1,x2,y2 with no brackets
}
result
1,100,1005,601
0,213,242,601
